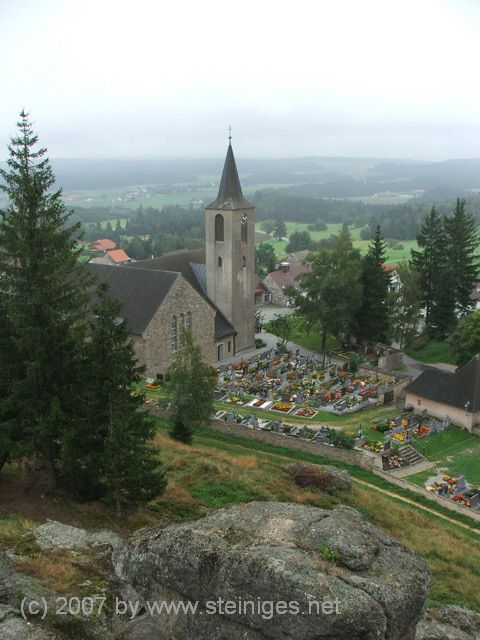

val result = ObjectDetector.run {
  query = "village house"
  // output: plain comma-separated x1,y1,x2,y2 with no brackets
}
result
89,238,117,252
87,139,255,377
404,355,480,434
90,248,131,266
262,261,311,306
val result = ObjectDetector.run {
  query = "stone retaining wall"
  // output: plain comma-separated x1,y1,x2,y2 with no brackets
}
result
208,419,376,470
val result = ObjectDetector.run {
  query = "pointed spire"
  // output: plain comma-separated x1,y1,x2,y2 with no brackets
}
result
206,138,253,210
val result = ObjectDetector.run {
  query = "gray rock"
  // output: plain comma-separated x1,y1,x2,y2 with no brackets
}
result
0,616,61,639
113,501,431,640
289,462,352,491
31,521,123,552
416,607,480,640
0,552,16,606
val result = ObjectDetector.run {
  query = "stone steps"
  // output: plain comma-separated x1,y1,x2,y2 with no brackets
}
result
399,444,425,466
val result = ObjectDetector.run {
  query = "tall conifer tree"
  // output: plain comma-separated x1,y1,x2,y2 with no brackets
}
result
411,207,447,324
355,226,391,343
443,198,479,315
0,112,92,490
69,286,166,513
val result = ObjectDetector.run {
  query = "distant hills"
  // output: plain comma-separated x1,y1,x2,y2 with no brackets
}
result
1,156,480,199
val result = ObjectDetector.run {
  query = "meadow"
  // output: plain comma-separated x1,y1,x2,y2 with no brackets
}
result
1,417,478,611
258,222,418,263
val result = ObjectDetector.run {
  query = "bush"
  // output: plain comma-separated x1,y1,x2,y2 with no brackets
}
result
327,428,356,449
409,331,430,351
255,338,267,349
289,463,333,490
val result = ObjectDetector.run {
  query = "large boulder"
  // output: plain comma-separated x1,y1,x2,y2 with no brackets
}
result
113,502,431,639
31,521,122,552
0,609,61,639
0,552,16,606
416,606,480,640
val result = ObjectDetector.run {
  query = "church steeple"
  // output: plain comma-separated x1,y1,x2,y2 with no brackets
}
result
205,135,255,355
207,140,253,210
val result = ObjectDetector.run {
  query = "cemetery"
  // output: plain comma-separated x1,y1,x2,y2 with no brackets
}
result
216,348,404,418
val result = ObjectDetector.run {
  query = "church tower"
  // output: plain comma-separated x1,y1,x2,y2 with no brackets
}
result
205,138,255,353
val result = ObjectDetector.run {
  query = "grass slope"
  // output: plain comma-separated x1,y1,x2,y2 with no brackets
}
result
405,341,456,365
1,418,479,611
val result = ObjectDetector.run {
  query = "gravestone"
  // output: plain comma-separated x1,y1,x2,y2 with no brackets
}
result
456,474,467,493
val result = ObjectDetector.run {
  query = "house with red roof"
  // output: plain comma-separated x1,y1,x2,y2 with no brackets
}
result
89,238,117,252
90,248,131,266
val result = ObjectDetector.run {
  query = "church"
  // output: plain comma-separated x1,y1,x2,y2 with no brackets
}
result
87,140,255,378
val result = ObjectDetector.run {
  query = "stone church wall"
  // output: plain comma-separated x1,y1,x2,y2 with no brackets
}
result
141,276,217,377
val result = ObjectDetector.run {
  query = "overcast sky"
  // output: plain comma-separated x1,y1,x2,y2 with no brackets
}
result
1,0,480,160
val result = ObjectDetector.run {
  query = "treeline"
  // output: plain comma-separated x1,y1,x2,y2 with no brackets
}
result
411,200,479,339
252,190,480,240
0,114,165,514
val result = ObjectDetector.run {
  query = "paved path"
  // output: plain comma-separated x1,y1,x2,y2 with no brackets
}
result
387,460,436,478
401,353,456,380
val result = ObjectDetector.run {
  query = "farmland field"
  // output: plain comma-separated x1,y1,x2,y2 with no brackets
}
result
257,222,418,263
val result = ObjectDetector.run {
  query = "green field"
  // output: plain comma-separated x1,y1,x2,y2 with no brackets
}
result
257,222,417,264
410,426,480,486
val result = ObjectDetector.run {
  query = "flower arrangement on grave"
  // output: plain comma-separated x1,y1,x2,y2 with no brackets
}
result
252,398,266,408
392,431,407,442
271,401,293,412
414,425,430,437
145,382,161,389
363,439,384,453
294,407,317,418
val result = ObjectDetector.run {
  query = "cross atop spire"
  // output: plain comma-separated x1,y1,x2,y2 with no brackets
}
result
228,125,232,143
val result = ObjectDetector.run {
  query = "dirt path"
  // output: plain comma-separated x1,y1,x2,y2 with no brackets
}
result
353,476,480,534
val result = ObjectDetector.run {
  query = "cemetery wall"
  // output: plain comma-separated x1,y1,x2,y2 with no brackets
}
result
142,276,217,378
405,393,479,433
373,469,480,523
209,419,376,470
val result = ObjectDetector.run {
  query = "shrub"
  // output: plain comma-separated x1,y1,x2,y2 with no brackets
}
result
289,463,333,491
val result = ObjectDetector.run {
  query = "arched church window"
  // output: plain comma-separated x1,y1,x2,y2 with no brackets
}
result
218,256,222,268
241,219,247,243
179,313,185,347
215,214,224,242
171,316,177,352
242,256,246,268
186,311,192,329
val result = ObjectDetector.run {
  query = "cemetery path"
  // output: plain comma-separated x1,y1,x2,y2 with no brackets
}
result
355,476,480,533
387,460,436,478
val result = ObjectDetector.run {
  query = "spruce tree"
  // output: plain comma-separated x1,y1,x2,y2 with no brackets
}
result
411,207,447,324
73,285,166,513
0,112,92,490
165,330,216,444
443,198,479,315
355,226,391,343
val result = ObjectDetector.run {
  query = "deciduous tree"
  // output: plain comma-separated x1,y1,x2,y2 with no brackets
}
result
165,330,217,444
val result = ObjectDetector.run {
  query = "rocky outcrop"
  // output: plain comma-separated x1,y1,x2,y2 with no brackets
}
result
113,501,431,639
31,521,122,552
416,606,480,640
0,552,16,606
0,606,60,639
